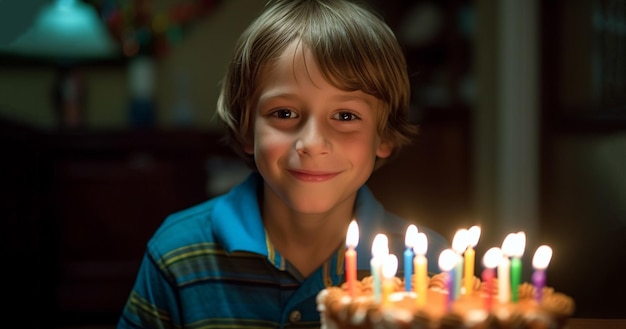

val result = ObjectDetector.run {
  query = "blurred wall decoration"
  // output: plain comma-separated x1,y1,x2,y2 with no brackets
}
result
100,0,221,58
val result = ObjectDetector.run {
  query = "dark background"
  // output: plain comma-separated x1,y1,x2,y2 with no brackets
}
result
1,0,625,327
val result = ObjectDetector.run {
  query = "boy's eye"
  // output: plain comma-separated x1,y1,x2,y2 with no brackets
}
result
333,111,359,121
271,109,298,119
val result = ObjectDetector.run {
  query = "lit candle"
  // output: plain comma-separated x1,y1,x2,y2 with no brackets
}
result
345,220,359,297
464,226,481,295
498,233,515,303
532,245,552,303
371,234,389,303
404,224,418,292
451,229,469,299
382,254,399,307
482,247,502,311
510,232,526,302
438,248,457,311
413,232,428,307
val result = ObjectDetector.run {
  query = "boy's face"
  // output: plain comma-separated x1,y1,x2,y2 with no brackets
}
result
244,41,393,215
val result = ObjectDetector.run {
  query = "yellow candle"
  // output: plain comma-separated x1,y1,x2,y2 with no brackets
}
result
382,254,398,307
464,225,481,295
464,245,475,294
413,232,428,307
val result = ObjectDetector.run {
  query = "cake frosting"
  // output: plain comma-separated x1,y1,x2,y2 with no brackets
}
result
316,273,575,329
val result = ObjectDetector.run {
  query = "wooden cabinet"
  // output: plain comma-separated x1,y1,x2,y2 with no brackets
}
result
0,124,240,326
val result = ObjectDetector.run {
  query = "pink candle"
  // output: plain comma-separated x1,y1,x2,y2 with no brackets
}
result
498,233,515,303
345,220,359,297
438,249,457,311
532,245,552,303
482,247,502,311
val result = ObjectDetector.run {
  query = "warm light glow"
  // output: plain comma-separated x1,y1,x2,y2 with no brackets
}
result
405,224,418,248
511,232,526,257
372,234,389,258
532,245,553,270
483,247,503,269
414,232,428,256
467,226,481,248
346,220,359,248
501,233,517,256
382,254,399,279
452,229,469,254
438,249,457,272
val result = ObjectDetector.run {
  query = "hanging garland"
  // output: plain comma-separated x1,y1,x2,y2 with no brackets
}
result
93,0,221,58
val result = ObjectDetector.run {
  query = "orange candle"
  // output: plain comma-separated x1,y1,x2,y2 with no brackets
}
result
345,220,359,297
413,232,428,307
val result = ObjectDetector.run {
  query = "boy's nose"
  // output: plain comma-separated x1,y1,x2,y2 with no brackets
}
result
295,119,330,156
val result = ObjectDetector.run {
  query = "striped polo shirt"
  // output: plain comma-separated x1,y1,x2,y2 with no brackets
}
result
117,172,447,329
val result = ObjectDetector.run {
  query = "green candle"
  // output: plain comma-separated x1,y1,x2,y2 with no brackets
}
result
510,256,522,302
510,232,526,303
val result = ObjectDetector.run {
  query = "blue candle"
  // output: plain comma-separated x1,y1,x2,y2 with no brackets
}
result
451,229,469,299
404,225,418,292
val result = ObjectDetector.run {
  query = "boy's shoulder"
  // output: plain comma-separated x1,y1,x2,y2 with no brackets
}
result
146,197,222,257
146,172,264,258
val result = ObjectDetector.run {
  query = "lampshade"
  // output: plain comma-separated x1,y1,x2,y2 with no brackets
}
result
0,0,118,59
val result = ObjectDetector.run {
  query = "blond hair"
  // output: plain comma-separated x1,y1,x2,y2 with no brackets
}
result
216,0,416,169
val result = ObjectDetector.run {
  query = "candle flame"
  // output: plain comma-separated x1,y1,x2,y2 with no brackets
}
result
346,220,359,248
438,248,457,272
452,229,469,254
532,245,553,270
382,254,398,279
502,231,526,257
372,233,389,257
405,224,418,248
512,232,526,257
501,233,516,256
483,247,503,269
467,225,481,247
414,232,428,255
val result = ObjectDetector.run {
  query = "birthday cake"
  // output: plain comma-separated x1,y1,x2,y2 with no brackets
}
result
316,273,575,329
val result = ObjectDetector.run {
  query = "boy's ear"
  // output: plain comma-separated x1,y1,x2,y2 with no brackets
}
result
376,140,393,159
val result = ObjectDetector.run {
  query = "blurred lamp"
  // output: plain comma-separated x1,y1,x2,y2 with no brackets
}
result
0,0,117,59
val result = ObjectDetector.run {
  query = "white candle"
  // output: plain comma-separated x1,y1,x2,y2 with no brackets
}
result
498,233,516,303
371,234,389,303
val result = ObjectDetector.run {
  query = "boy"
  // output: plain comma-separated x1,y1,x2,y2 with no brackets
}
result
118,0,447,328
